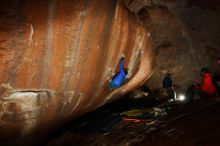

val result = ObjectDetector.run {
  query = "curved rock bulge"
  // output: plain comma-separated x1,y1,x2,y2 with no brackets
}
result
0,0,154,144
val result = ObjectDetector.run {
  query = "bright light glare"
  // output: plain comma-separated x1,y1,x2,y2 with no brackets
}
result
178,94,185,101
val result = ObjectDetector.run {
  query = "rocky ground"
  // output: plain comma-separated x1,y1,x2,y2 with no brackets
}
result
43,95,220,146
136,98,220,146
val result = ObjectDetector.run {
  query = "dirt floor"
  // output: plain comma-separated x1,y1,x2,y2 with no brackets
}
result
136,98,220,146
44,96,220,146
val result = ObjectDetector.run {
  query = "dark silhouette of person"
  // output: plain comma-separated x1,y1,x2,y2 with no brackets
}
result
163,73,173,88
162,73,175,100
212,58,220,94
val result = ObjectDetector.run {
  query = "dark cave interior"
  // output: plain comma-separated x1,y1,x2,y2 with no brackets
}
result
0,0,220,146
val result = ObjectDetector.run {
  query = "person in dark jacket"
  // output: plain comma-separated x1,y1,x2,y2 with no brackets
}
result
163,73,172,88
212,58,220,94
162,73,175,100
186,67,216,102
109,57,128,89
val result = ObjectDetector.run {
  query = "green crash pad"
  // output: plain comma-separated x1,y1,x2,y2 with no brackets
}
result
120,108,155,119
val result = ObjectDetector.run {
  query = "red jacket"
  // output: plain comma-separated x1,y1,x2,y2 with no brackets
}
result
195,73,216,95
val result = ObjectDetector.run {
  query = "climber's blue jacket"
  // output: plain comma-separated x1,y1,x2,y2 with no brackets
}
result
109,58,126,88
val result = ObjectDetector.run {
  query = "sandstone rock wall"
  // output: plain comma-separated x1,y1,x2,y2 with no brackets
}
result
0,0,154,145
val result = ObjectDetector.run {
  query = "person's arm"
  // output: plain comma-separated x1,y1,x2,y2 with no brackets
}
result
195,77,209,91
119,58,124,73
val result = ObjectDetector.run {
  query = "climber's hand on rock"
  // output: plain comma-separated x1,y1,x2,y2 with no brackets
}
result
121,54,125,58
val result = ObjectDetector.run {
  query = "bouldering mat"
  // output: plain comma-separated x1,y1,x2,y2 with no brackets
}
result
120,108,155,119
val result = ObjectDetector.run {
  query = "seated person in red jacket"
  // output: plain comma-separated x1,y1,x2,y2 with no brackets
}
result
186,67,216,102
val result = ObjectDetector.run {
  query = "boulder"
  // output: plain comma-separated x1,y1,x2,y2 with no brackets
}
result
0,0,154,145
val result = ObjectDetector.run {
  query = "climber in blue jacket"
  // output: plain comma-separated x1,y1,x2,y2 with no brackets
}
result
109,57,128,89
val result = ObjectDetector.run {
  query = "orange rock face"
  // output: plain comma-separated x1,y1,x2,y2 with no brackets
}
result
0,0,154,144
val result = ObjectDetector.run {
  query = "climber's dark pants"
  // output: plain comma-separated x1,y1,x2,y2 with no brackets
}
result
212,75,220,94
166,87,175,100
186,85,208,102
